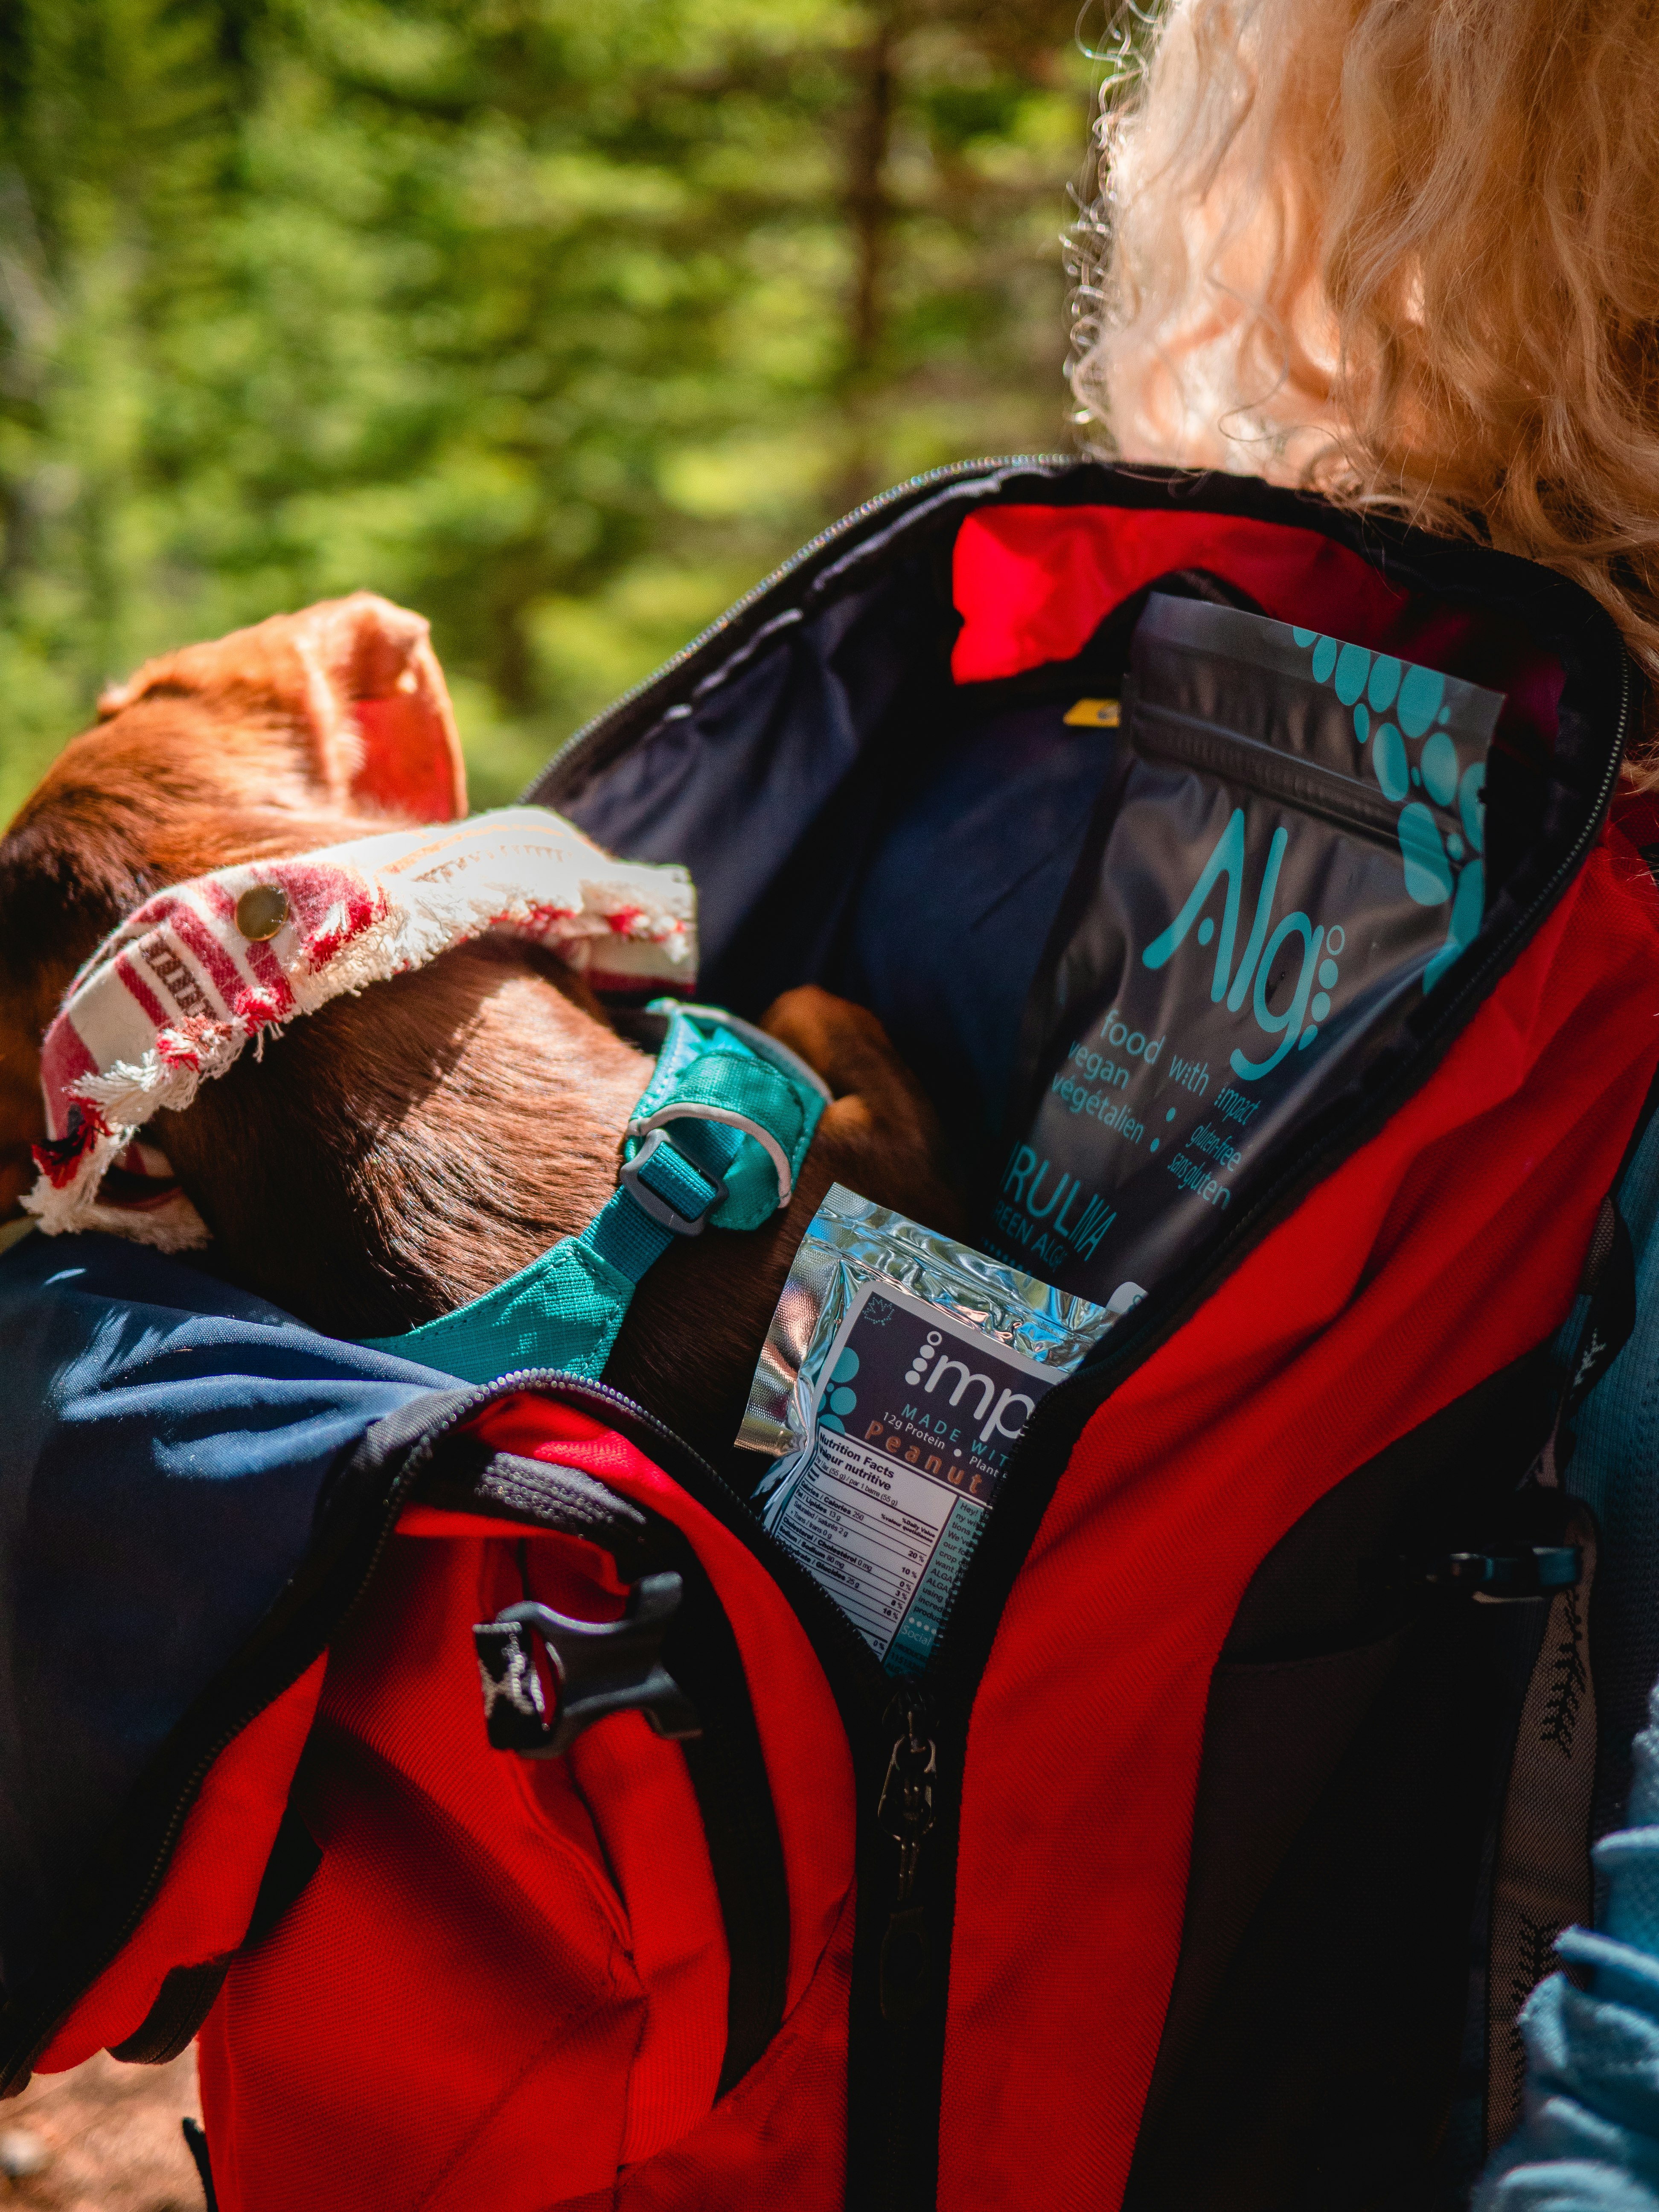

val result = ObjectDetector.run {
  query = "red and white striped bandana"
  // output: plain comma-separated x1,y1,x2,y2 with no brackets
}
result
27,806,696,1250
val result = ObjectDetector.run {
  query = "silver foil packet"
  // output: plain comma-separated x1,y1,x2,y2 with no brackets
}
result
739,1184,1126,1674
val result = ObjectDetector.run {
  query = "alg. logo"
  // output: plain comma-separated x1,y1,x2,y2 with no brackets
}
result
1141,810,1344,1080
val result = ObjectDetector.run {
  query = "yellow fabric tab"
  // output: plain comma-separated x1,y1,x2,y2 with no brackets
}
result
1063,698,1121,728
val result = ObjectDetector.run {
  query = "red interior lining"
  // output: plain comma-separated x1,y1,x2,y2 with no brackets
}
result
951,505,1565,758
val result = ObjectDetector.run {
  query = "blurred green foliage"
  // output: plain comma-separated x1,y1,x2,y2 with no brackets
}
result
0,0,1091,819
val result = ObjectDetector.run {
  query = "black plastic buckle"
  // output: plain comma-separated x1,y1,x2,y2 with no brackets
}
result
1424,1544,1583,1601
1371,1543,1583,1604
617,1126,726,1237
472,1573,701,1759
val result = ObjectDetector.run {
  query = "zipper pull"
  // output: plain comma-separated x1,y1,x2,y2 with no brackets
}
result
878,1690,937,1900
877,1689,937,2023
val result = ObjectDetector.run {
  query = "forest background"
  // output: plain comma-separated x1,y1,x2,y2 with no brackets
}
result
0,0,1098,821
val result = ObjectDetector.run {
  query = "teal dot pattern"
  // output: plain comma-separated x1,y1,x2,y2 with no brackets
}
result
1289,630,1484,992
1334,642,1370,705
1397,802,1454,905
1373,724,1409,802
819,1345,861,1432
1420,731,1458,806
1397,664,1445,739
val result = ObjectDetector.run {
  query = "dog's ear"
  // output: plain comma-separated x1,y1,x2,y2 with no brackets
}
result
98,592,468,824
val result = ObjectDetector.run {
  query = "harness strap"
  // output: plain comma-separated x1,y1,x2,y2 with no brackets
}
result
361,1003,829,1385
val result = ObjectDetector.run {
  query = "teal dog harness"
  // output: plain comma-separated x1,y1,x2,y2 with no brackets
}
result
362,1002,830,1385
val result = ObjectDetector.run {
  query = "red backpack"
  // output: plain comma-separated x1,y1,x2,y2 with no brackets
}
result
6,461,1658,2211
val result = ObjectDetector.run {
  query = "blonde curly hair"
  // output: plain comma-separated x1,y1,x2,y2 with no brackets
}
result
1072,0,1659,762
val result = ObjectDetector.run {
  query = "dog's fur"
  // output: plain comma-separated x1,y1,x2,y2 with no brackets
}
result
0,594,958,1456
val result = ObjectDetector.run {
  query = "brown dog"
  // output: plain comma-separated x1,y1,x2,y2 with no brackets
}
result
0,594,958,1455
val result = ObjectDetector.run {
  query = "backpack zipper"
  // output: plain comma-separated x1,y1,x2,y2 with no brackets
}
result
876,1687,937,2023
530,455,1071,801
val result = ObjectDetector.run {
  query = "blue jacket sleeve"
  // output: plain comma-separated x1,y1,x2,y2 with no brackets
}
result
1479,1685,1659,2212
0,1227,450,2000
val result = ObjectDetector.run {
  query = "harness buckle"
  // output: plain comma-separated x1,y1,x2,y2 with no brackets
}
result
618,1125,727,1237
474,1575,701,1759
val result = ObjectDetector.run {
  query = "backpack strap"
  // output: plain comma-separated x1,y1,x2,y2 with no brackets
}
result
1484,1164,1647,2150
1484,1504,1600,2151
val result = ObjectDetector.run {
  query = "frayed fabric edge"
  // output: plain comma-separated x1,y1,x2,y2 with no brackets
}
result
26,803,699,1247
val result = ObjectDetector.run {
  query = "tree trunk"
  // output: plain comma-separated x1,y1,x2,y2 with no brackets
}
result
835,3,898,513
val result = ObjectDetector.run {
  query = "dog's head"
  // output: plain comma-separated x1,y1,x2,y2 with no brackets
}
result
0,590,959,1415
0,592,469,1229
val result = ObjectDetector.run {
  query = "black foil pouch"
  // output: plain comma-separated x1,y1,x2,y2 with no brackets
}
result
986,592,1502,1308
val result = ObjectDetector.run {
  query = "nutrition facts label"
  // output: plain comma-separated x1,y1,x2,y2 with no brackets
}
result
773,1427,978,1659
763,1282,1059,1670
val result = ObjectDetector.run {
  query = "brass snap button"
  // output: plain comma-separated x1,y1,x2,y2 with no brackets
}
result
235,883,290,942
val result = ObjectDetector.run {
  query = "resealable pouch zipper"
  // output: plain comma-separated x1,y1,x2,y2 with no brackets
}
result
987,591,1506,1309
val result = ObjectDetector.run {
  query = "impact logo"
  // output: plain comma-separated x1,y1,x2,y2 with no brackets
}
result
902,1327,1036,1449
818,1316,1037,1452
